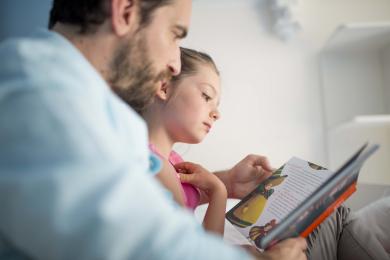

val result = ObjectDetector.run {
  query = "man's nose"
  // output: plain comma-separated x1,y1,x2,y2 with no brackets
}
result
168,47,181,76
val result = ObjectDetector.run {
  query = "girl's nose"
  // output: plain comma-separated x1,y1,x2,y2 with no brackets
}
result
210,109,220,121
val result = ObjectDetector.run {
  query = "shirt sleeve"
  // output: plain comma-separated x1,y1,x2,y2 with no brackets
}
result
0,89,252,260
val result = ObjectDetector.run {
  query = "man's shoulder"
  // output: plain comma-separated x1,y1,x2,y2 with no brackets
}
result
0,30,149,169
0,30,69,69
0,30,102,93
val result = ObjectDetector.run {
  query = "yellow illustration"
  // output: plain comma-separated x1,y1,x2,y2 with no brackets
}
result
249,219,277,247
226,168,287,228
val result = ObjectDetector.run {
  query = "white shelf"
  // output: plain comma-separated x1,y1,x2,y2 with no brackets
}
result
321,22,390,185
324,22,390,53
330,115,390,133
321,23,390,129
353,115,390,125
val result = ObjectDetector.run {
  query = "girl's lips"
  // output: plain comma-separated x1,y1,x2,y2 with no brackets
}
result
203,122,212,132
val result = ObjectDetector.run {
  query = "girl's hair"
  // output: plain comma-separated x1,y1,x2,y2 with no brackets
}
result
171,47,219,84
136,48,218,115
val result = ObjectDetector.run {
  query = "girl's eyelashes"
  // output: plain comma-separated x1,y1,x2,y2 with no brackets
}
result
202,92,212,102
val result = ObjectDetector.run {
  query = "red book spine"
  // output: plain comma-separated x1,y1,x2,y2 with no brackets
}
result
300,182,357,238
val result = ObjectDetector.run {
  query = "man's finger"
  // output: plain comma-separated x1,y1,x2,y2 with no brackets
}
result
295,237,307,251
251,155,273,172
255,167,272,183
280,237,307,251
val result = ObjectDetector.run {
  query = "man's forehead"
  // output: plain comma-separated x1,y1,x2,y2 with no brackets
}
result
162,0,192,27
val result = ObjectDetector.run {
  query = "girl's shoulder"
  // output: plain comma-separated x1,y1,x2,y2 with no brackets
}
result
148,143,183,165
168,150,183,165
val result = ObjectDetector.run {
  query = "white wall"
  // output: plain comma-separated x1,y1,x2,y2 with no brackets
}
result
177,0,390,172
383,44,390,113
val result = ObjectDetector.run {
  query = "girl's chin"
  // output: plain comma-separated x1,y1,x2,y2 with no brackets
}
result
182,135,205,144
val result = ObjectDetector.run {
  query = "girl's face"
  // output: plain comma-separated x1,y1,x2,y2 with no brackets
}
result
163,64,221,144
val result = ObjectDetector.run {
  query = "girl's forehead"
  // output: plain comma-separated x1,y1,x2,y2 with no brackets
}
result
172,64,221,97
192,66,220,88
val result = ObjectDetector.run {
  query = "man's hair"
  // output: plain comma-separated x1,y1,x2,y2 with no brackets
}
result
48,0,172,33
171,47,219,85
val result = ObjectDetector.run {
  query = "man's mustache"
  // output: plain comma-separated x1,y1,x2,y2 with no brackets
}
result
154,69,173,83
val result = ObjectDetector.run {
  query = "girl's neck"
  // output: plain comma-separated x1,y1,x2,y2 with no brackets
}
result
149,128,175,159
144,110,175,159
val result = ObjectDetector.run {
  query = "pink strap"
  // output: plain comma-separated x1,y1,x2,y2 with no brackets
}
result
148,144,200,210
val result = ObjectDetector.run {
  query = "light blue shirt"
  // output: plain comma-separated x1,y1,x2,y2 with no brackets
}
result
0,30,251,260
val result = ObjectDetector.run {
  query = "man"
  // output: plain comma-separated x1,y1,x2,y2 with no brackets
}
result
0,0,306,259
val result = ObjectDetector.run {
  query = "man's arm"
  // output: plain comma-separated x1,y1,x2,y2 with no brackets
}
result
255,238,308,260
0,90,306,260
0,90,253,260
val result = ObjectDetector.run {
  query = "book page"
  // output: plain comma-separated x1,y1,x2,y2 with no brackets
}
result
263,157,332,221
226,157,333,248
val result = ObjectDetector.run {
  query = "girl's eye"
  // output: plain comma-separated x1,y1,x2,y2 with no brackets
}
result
202,93,212,102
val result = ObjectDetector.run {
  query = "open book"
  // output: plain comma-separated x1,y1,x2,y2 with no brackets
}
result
225,143,379,250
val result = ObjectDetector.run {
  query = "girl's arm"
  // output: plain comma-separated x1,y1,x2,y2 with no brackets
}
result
156,158,186,207
201,177,227,235
176,162,228,236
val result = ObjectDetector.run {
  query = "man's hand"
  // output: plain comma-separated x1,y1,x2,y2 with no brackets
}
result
216,154,274,199
262,238,307,260
254,238,307,260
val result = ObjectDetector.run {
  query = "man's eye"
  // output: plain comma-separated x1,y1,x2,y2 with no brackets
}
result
173,31,185,40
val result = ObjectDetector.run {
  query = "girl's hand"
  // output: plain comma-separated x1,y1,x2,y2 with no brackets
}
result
175,161,227,236
174,161,226,197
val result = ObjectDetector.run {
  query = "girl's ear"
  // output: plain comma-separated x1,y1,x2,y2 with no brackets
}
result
156,82,170,101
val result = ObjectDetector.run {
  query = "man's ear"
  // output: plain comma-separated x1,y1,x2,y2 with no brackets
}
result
111,0,138,36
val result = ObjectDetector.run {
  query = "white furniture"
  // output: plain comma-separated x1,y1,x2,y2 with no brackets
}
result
320,22,390,185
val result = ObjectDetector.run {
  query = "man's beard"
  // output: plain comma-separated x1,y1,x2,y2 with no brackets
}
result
109,34,171,114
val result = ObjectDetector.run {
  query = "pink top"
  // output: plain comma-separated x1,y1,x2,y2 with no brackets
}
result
149,144,200,211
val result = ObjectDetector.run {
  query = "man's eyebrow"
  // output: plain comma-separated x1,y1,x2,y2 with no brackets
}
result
174,25,188,39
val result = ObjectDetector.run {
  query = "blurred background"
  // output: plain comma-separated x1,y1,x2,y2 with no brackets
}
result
1,0,389,209
0,1,51,40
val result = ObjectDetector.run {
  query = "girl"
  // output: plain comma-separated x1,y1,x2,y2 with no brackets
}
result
142,47,227,235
